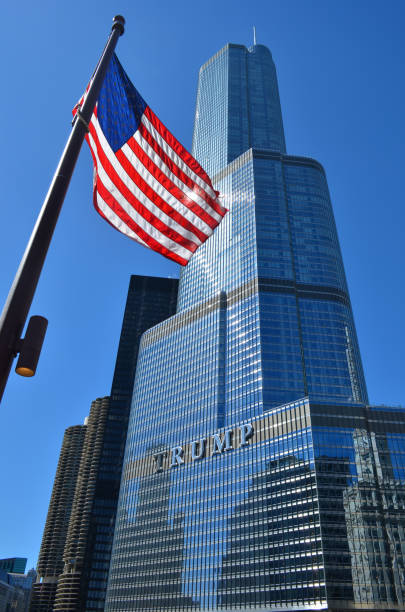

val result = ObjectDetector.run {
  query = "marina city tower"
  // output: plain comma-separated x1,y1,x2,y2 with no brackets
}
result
105,43,405,611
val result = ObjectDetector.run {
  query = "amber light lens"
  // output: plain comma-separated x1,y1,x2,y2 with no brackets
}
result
15,366,35,377
15,315,48,378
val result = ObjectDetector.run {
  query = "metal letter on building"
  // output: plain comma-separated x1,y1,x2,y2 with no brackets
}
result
191,438,206,460
239,423,254,447
170,446,184,467
212,430,233,455
153,451,167,472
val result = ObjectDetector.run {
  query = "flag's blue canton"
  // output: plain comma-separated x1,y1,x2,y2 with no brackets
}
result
97,54,147,153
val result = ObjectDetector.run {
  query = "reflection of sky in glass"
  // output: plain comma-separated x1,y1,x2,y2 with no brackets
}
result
313,427,357,481
313,426,405,484
387,434,405,481
178,161,257,313
124,478,139,523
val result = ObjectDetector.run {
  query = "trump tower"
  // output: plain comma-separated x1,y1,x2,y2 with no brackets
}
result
104,42,405,611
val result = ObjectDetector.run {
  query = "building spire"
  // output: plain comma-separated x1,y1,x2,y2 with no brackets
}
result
253,26,257,45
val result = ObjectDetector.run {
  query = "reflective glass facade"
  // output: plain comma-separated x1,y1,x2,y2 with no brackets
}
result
177,148,367,409
192,44,286,178
106,43,404,611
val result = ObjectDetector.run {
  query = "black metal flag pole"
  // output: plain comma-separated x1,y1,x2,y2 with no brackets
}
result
0,15,125,403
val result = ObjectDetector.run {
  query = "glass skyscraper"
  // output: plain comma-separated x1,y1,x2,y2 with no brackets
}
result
105,43,405,611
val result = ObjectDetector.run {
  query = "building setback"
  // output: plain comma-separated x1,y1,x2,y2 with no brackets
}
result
105,43,405,611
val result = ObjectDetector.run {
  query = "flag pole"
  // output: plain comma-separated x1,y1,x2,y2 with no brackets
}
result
0,15,125,403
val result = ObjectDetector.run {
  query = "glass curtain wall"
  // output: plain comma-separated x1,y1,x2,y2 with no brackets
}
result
104,41,403,612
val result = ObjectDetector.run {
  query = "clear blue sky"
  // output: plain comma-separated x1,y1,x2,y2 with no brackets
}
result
0,0,403,570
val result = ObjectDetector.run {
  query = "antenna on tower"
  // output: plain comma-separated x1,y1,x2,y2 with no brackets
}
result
253,26,257,45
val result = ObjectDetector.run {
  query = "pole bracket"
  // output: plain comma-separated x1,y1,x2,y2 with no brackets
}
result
13,339,23,357
72,107,90,133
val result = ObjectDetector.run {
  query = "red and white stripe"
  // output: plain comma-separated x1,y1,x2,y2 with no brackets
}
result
82,104,227,265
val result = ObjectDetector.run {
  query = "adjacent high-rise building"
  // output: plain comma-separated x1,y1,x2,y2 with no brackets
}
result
31,424,87,611
33,275,179,611
105,43,405,611
72,276,179,610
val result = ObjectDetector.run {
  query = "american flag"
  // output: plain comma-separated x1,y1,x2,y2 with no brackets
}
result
74,54,227,265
